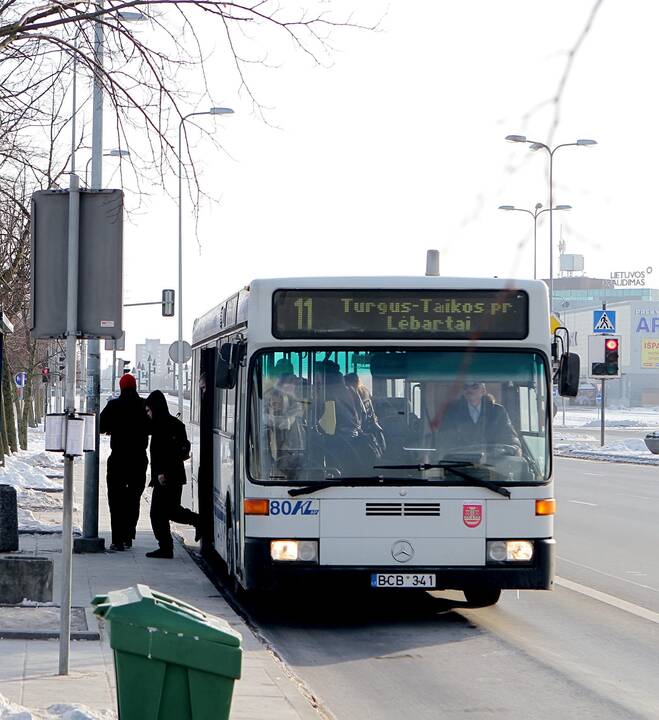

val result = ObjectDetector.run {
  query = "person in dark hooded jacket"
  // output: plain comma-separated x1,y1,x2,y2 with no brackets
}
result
99,373,149,551
144,389,200,558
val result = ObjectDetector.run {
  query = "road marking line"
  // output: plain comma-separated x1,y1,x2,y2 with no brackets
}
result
558,556,659,593
567,500,598,506
556,576,659,624
583,472,603,476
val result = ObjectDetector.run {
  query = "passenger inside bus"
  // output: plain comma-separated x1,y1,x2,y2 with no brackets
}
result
264,360,306,475
313,361,360,472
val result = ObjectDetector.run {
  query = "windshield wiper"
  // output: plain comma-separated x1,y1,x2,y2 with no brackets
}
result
373,462,511,498
289,476,389,497
288,464,510,498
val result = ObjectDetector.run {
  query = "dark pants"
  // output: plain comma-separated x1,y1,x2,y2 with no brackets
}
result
150,481,199,551
107,456,147,545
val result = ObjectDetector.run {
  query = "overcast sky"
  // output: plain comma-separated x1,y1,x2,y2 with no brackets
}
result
95,1,658,368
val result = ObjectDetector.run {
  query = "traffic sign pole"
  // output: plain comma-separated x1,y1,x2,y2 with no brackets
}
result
600,379,606,447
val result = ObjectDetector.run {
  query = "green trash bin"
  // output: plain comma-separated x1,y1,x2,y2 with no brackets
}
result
92,584,242,720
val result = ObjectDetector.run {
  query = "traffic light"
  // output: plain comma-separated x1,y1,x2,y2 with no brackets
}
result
162,289,175,317
589,335,621,378
604,337,619,375
41,367,50,383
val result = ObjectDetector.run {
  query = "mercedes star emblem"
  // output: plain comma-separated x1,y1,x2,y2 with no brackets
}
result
391,540,414,563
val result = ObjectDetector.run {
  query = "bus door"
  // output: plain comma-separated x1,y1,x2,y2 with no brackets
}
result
213,336,240,568
198,346,216,552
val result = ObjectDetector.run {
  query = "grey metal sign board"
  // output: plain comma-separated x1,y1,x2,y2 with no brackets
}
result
30,189,124,339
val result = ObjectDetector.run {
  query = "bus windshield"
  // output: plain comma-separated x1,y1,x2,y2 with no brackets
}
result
248,349,550,485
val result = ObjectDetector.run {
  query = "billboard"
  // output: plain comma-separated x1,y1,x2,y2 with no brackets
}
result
641,338,659,369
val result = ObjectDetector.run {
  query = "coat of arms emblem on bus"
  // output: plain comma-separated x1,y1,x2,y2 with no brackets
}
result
463,504,482,528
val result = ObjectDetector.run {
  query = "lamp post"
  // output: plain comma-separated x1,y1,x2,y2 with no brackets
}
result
177,106,233,418
498,203,572,279
505,135,596,311
84,149,130,187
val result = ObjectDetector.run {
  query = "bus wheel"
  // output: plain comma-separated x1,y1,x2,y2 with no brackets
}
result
463,588,501,607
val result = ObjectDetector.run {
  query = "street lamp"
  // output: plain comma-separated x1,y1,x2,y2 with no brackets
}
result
505,134,597,311
84,149,130,187
498,203,572,279
177,106,234,417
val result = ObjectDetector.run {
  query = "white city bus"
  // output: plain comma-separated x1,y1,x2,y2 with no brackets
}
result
189,277,577,606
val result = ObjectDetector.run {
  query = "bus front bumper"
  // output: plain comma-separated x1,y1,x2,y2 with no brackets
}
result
242,537,555,592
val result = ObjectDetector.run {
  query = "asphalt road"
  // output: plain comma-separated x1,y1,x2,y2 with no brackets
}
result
233,457,659,720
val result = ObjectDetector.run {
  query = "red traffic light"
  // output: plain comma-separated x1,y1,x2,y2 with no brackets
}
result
605,338,619,351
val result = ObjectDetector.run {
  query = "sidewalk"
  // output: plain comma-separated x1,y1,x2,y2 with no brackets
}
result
0,437,324,719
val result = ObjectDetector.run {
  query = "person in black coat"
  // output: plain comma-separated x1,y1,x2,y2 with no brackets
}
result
144,389,200,559
99,373,149,551
440,382,521,458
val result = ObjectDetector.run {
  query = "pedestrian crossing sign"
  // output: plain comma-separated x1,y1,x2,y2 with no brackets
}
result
593,310,616,333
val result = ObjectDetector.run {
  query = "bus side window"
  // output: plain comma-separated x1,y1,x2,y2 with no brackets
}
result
225,385,236,434
214,386,224,431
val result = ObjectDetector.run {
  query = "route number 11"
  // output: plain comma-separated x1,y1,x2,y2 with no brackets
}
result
294,297,313,330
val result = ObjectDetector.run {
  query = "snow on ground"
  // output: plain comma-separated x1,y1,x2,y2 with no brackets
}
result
553,406,659,464
0,693,115,720
556,406,659,429
0,426,81,533
555,437,659,465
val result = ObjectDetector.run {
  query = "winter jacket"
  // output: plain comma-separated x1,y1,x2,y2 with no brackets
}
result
146,390,189,486
99,388,149,464
440,395,520,455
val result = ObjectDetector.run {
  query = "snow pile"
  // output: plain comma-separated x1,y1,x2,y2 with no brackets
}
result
557,406,659,429
555,437,659,464
1,457,63,490
0,694,115,719
581,418,647,428
0,425,77,533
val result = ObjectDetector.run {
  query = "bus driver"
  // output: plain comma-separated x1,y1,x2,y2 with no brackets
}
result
440,382,521,458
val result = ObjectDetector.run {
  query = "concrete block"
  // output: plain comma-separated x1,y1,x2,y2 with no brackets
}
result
0,485,18,551
73,536,106,553
0,556,53,604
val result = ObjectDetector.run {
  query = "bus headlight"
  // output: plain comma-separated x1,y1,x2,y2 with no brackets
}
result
270,540,318,562
487,540,533,562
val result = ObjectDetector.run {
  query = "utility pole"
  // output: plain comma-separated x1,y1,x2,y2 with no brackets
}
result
76,11,105,556
600,303,606,447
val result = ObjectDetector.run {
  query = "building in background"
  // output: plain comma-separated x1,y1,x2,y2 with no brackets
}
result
135,339,175,393
545,257,659,406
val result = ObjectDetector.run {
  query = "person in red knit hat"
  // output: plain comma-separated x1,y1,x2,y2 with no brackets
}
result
99,373,150,551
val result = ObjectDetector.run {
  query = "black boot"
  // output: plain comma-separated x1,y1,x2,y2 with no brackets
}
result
146,547,173,559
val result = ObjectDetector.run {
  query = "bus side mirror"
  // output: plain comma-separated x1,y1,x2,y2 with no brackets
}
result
558,353,579,397
215,342,246,389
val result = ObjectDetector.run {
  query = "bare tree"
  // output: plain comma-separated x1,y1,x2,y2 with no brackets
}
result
0,1,375,450
0,1,375,192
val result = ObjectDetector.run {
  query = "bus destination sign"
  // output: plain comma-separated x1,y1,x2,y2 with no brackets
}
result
272,289,528,340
